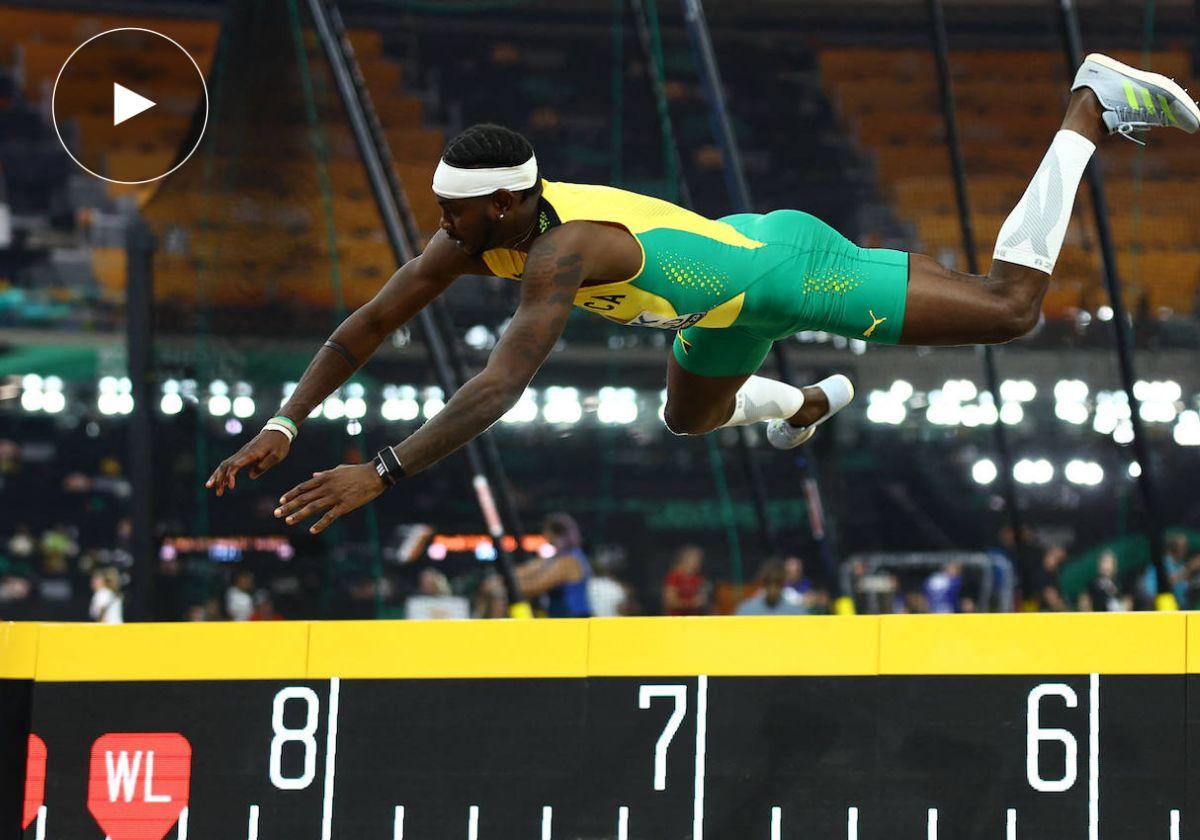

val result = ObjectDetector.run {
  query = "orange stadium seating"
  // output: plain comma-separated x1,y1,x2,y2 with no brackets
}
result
819,45,1200,316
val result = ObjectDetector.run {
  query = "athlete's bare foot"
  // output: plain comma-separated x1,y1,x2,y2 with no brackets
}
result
1062,87,1106,145
788,386,829,428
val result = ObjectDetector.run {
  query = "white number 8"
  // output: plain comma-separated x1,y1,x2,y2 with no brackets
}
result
1026,683,1079,793
270,686,320,790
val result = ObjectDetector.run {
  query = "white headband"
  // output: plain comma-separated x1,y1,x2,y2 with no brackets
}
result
432,154,539,199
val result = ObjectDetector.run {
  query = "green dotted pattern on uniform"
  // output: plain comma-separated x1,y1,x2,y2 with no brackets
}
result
659,251,729,298
801,268,866,297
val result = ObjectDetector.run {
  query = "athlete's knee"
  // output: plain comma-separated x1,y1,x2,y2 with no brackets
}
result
993,290,1041,343
662,403,719,436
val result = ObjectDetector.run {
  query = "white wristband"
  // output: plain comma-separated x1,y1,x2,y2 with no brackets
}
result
263,422,295,443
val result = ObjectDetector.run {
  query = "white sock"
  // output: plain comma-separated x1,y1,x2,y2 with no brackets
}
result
719,375,804,428
993,130,1096,274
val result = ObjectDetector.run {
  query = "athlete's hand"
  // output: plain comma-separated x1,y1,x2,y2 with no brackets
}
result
206,430,292,496
275,463,387,534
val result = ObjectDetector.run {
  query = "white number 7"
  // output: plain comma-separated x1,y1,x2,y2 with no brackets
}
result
639,685,688,791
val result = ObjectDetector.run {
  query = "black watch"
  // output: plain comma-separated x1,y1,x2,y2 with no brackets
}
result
373,446,406,487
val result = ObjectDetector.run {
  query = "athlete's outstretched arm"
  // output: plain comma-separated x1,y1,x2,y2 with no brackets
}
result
275,226,591,534
206,232,476,495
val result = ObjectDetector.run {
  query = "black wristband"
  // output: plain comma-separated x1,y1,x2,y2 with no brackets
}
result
374,446,406,487
322,339,359,369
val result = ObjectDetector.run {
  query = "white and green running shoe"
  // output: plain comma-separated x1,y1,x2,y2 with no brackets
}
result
766,374,855,450
1072,53,1199,142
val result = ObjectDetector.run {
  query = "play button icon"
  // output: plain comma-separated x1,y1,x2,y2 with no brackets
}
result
113,83,156,127
53,28,208,185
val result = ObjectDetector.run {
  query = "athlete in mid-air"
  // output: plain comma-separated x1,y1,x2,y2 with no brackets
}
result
207,54,1197,534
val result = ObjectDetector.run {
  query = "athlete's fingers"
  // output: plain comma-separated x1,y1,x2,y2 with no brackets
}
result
284,497,335,525
250,452,280,480
310,506,343,535
276,488,323,519
279,475,323,505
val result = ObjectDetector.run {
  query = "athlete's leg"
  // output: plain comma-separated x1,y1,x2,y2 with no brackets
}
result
899,89,1105,346
902,51,1199,346
662,353,830,436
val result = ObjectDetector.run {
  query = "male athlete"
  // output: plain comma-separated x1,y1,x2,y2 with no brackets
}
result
207,54,1197,535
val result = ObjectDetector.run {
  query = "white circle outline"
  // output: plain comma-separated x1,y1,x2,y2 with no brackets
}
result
51,27,209,185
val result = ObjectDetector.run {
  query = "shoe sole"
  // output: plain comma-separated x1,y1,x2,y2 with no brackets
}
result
1084,52,1200,130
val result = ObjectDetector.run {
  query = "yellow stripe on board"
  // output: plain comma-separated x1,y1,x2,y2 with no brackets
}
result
589,616,881,676
880,612,1187,675
35,622,310,681
307,619,589,679
0,622,39,679
8,613,1200,680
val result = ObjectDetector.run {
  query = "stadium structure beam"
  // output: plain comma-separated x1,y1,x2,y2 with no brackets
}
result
125,217,157,621
1056,0,1171,606
926,0,1030,592
305,0,530,615
677,0,840,584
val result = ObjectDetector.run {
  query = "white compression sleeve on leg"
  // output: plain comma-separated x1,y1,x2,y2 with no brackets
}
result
719,376,805,428
993,130,1096,275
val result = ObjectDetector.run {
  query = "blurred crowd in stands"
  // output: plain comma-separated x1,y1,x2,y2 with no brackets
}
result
3,429,1198,625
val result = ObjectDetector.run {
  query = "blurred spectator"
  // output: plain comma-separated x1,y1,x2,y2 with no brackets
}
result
1078,551,1131,612
523,513,592,617
0,547,33,604
587,551,638,617
250,591,283,621
7,525,34,561
663,544,710,616
1141,532,1198,608
88,568,123,624
1030,545,1069,611
782,555,829,612
225,569,255,621
736,561,808,616
923,562,966,613
406,568,469,620
39,524,77,576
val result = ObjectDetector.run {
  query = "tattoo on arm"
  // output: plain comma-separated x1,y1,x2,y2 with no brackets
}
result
391,234,588,475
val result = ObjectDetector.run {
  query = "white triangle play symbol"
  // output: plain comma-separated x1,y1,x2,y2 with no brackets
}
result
113,82,156,127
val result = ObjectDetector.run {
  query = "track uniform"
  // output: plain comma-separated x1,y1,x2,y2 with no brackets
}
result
480,180,910,377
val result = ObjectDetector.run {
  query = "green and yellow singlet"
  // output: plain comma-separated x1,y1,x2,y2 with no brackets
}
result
481,180,911,377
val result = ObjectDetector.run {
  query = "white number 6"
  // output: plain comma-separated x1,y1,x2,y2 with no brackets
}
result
1026,683,1079,793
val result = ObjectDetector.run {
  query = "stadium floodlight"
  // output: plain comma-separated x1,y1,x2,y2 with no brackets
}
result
1055,401,1089,425
208,379,228,396
1129,462,1142,478
890,379,914,402
20,389,44,412
42,391,65,414
501,388,537,424
1112,420,1134,445
323,396,346,421
232,396,256,419
1174,411,1200,446
999,402,1024,426
1054,379,1089,403
99,376,119,395
543,386,582,425
21,374,43,391
225,419,242,435
346,419,362,437
208,394,232,417
1097,305,1114,321
382,385,420,422
971,458,997,485
345,397,367,420
1065,459,1104,487
597,387,638,425
1014,458,1054,485
422,387,446,420
999,379,1037,403
161,393,184,415
866,390,906,425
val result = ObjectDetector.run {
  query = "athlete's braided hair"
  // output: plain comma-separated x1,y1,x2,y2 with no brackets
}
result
442,123,542,197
